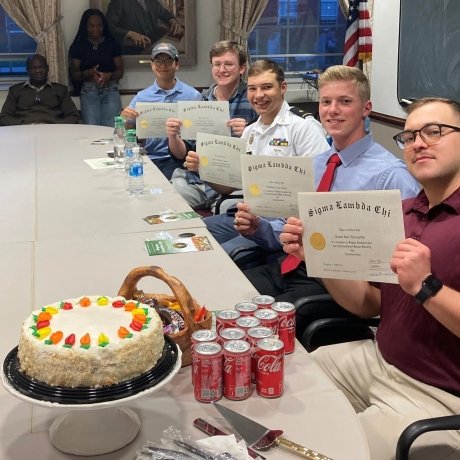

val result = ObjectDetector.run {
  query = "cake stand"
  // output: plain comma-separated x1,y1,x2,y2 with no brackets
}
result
2,337,181,456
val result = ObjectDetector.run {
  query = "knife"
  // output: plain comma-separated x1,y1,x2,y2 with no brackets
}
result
193,418,266,460
213,403,334,460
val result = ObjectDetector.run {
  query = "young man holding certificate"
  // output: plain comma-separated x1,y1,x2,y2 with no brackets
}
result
120,42,201,180
241,66,419,300
280,97,460,460
165,40,257,210
186,59,328,253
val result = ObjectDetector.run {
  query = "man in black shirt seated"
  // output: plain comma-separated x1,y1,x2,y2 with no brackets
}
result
0,54,80,126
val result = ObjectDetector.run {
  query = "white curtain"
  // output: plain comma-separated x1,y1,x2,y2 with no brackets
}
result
220,0,269,58
0,0,67,84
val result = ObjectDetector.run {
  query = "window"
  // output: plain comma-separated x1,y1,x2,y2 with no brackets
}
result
0,6,37,78
249,0,347,74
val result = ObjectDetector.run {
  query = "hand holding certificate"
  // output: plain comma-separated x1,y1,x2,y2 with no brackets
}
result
196,133,246,188
298,190,405,283
242,156,314,218
135,102,178,139
178,101,231,140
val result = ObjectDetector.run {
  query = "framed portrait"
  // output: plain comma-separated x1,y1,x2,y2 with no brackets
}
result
90,0,197,67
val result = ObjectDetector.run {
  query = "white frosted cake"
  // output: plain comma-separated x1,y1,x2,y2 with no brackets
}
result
18,296,165,388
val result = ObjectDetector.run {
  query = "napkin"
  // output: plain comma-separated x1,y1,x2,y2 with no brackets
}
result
197,434,252,460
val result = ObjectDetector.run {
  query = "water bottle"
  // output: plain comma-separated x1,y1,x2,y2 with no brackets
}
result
128,146,144,195
124,129,137,188
113,116,125,170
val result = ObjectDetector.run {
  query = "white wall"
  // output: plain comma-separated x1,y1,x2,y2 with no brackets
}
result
370,0,406,119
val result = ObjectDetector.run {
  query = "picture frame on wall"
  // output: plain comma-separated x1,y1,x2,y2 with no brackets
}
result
89,0,197,67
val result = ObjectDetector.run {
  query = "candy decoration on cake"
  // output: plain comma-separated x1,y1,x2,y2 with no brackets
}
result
80,333,91,349
45,331,63,345
79,297,91,307
64,333,76,348
112,299,125,308
98,333,109,347
97,296,109,306
118,326,133,339
60,301,73,310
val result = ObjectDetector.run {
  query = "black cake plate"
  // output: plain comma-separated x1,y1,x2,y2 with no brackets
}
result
2,336,180,406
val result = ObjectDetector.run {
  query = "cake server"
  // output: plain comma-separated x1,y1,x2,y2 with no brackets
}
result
193,418,266,460
213,402,334,460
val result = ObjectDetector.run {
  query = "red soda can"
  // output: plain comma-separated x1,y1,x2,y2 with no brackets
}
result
254,308,279,334
223,340,252,400
191,329,218,386
193,342,223,403
215,309,241,334
191,329,218,346
254,337,284,398
219,327,246,344
234,302,258,316
235,316,260,334
252,295,275,309
246,326,274,383
271,301,296,354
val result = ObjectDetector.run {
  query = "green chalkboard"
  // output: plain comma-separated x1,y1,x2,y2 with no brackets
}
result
398,0,460,103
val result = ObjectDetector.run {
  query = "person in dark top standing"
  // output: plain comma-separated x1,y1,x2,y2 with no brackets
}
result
106,0,184,55
69,8,124,127
0,54,79,126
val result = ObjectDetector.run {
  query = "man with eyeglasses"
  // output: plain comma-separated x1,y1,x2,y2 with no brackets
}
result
280,97,460,459
120,43,201,179
166,40,257,210
0,54,80,126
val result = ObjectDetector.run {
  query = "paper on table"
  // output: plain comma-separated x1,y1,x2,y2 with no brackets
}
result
178,101,231,140
83,158,114,169
135,102,178,139
197,133,247,188
145,236,213,255
242,155,314,218
198,435,252,460
298,190,405,283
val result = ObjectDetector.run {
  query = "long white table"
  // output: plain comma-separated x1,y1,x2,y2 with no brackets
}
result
0,125,370,460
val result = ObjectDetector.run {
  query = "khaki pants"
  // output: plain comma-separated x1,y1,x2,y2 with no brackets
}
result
312,340,460,460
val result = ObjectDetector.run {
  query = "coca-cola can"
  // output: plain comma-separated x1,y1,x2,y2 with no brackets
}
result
254,337,284,398
193,342,223,403
235,316,260,334
246,326,274,383
223,340,252,400
252,294,275,309
271,301,296,354
219,327,246,344
215,309,241,334
191,329,218,346
254,308,279,334
234,301,258,316
191,329,218,386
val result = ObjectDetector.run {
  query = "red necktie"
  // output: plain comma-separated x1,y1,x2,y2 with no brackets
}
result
280,153,342,274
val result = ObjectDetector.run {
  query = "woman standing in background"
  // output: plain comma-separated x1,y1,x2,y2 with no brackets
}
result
69,9,124,126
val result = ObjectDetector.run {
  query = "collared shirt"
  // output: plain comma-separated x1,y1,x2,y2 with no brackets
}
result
376,188,460,393
242,100,327,157
249,134,421,251
128,78,201,160
0,80,80,126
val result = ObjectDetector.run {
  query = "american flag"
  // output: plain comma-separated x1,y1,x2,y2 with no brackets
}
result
343,0,372,67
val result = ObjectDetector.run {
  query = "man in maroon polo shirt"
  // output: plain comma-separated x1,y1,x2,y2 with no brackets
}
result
280,97,460,459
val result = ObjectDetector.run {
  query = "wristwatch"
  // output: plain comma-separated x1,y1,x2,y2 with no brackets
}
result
414,275,443,304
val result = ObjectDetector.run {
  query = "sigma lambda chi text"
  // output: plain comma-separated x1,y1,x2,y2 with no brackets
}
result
247,160,307,174
308,201,392,217
183,104,225,112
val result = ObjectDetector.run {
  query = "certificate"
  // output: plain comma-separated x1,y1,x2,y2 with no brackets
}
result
298,190,405,283
242,156,314,218
178,101,231,140
135,102,178,139
197,133,247,188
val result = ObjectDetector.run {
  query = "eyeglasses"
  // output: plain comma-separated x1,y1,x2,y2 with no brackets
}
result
152,58,175,67
393,123,460,149
211,62,238,70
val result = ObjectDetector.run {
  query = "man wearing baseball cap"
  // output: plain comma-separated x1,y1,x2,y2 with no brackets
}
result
121,42,201,179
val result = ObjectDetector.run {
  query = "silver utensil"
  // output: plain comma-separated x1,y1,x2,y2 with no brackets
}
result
213,402,334,460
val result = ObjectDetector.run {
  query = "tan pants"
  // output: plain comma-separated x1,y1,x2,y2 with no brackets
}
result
312,340,460,460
